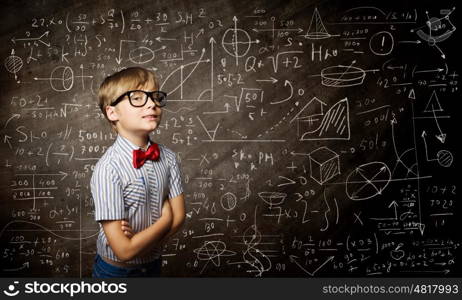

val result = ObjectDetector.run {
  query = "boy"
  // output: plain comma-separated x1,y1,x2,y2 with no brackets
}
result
90,67,185,277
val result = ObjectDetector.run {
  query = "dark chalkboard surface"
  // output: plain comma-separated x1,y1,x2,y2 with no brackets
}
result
0,0,459,277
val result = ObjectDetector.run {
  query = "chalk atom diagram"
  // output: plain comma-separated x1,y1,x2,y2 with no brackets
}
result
411,7,456,59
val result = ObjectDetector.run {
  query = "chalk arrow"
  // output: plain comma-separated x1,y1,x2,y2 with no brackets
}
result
436,133,446,144
418,223,425,236
155,36,176,42
256,77,278,84
115,40,135,64
388,200,398,220
3,135,12,149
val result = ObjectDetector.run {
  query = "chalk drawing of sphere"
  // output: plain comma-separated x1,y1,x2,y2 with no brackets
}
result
437,150,453,167
346,162,391,201
129,46,155,64
4,54,23,74
220,192,237,211
50,66,74,91
221,28,251,58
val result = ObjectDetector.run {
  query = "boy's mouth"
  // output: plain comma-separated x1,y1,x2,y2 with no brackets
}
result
142,114,159,120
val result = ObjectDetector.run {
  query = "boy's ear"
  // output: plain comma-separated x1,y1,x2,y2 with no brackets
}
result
106,105,119,122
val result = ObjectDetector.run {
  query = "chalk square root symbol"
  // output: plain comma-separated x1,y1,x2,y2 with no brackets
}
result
309,147,340,185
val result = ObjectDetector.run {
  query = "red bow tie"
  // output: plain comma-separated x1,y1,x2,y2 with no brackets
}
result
133,143,160,168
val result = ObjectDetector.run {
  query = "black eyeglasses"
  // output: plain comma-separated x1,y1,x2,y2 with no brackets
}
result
111,90,167,107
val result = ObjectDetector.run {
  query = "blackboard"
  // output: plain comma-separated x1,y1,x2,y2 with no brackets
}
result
0,0,459,277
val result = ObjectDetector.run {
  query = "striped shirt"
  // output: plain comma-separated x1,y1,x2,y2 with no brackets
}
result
91,134,183,264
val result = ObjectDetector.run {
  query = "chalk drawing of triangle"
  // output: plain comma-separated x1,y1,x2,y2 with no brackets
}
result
424,90,444,113
305,8,333,39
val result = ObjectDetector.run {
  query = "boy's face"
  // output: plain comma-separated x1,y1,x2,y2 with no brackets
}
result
106,82,162,138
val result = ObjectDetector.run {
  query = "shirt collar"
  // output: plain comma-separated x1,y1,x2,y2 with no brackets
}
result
114,134,152,161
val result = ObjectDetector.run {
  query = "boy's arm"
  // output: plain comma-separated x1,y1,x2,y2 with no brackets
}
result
135,194,185,257
163,193,185,238
126,155,185,257
100,200,173,262
162,152,185,239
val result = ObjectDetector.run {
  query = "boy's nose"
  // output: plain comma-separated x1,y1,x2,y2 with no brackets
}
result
146,99,162,109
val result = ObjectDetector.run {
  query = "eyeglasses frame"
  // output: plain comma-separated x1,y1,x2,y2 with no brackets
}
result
110,90,167,107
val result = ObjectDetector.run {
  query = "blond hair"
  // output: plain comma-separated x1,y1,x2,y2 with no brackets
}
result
98,67,158,130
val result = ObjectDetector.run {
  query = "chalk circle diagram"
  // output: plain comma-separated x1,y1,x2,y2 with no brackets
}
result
34,66,74,91
51,66,74,91
257,192,287,207
129,46,155,64
4,49,23,81
321,63,365,87
220,192,237,211
436,150,453,167
193,241,236,267
221,17,254,62
369,31,394,56
346,162,391,201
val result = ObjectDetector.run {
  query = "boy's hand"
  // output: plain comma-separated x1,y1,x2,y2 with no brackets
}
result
121,220,135,238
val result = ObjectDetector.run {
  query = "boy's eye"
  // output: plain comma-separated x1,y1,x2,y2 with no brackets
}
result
130,92,145,102
154,95,165,103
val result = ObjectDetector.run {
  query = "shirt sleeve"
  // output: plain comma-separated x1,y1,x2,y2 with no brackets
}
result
168,154,184,199
91,164,125,221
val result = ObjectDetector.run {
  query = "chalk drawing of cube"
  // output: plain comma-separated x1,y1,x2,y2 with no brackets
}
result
309,147,340,185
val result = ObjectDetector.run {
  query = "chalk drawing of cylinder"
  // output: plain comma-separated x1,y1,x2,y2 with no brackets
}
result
309,147,340,185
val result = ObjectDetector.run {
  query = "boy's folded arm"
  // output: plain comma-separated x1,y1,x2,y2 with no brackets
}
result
136,194,185,258
101,208,172,262
164,193,185,238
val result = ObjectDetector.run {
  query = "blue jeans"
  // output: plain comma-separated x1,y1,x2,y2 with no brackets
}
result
92,254,162,278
